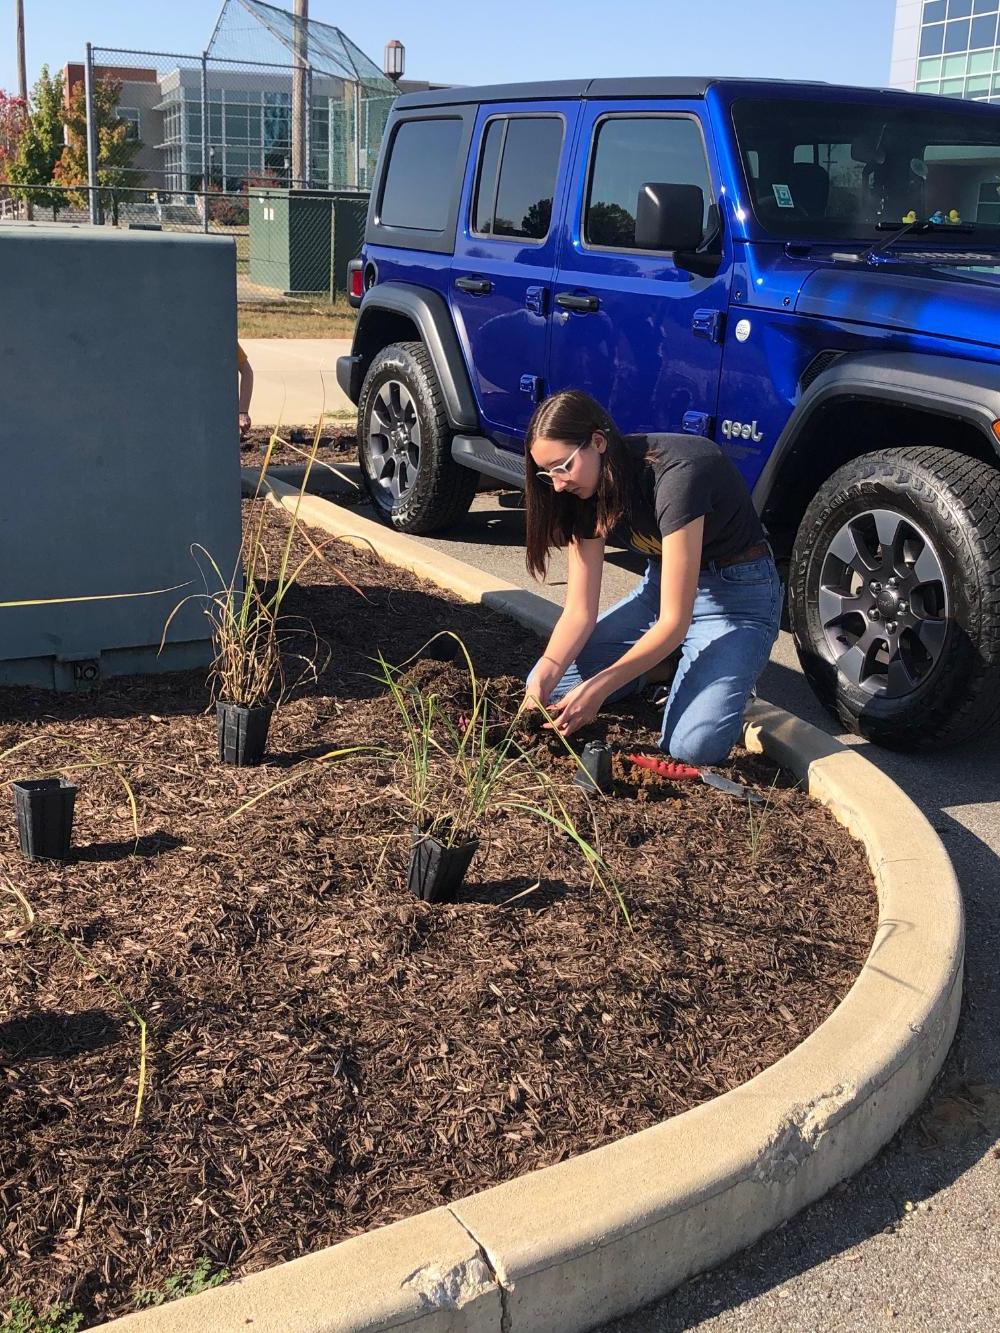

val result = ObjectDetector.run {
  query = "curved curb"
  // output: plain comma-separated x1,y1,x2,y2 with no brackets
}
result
107,484,963,1333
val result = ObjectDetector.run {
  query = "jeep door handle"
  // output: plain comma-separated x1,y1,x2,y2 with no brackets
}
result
555,291,600,313
455,276,493,295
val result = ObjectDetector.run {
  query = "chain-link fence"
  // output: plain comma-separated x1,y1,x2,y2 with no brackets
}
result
0,0,392,307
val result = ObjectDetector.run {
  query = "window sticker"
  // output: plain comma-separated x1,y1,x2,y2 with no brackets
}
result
772,183,795,208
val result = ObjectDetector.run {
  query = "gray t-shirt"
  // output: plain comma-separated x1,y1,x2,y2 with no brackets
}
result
577,434,765,563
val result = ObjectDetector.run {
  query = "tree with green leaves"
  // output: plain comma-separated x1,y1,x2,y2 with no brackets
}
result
55,75,143,225
8,66,66,219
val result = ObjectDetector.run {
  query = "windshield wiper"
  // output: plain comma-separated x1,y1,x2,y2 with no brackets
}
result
871,217,975,255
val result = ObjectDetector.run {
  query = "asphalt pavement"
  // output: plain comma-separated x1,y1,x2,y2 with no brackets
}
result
361,484,1000,1333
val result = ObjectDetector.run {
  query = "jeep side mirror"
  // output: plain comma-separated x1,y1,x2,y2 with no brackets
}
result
634,182,705,252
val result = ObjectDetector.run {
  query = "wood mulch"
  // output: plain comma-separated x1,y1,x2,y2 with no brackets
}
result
0,502,877,1326
240,425,357,467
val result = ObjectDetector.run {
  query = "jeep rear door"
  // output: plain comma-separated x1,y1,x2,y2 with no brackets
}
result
450,101,581,448
547,102,730,435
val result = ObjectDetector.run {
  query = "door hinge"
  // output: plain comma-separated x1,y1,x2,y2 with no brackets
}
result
692,308,725,343
682,411,714,437
520,374,544,401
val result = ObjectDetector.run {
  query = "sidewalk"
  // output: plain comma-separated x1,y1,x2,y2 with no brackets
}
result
241,337,355,425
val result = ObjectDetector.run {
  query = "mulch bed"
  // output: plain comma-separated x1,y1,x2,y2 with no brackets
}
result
240,425,357,467
0,502,877,1326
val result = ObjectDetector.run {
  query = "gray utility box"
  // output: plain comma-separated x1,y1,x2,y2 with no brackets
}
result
0,225,242,690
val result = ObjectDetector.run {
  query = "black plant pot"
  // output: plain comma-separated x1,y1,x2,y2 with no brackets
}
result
217,700,274,767
13,778,77,861
407,827,479,903
574,740,613,795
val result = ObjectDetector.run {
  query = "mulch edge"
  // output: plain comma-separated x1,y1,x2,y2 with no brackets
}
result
96,503,964,1333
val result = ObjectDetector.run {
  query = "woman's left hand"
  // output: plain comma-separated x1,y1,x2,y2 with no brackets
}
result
546,678,609,737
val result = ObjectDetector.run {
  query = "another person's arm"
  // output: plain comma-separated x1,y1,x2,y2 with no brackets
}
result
237,344,253,440
547,517,703,736
525,536,605,707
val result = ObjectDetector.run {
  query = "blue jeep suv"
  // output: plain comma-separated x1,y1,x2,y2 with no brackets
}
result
337,77,1000,748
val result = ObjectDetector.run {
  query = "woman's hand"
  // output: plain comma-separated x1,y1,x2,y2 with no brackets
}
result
546,677,609,736
525,658,563,710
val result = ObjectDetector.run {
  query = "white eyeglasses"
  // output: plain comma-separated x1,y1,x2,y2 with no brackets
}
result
534,441,587,487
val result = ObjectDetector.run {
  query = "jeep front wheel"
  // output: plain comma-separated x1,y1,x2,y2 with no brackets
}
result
789,446,1000,749
357,341,477,534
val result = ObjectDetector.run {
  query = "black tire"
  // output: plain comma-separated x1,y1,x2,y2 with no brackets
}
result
789,447,1000,749
357,341,478,534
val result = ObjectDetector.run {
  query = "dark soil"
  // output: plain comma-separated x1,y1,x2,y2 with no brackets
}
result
0,503,877,1326
240,424,357,466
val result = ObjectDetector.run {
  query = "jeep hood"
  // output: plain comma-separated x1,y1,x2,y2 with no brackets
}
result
794,263,1000,349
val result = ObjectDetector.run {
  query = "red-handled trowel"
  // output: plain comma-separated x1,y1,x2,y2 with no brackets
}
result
627,754,764,803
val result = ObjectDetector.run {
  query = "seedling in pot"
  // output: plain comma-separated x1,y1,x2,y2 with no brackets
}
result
374,640,629,921
164,414,365,766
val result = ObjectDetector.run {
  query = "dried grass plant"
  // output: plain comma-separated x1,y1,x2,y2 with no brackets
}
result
164,420,364,709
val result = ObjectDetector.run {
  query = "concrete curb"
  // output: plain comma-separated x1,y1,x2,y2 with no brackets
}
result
240,462,360,499
107,485,963,1332
254,472,561,637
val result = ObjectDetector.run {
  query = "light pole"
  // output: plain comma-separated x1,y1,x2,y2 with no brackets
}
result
16,0,32,220
383,40,405,88
291,0,308,189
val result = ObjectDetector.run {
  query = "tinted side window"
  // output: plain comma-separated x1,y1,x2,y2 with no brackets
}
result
585,116,712,250
473,116,563,240
473,119,504,234
380,118,464,231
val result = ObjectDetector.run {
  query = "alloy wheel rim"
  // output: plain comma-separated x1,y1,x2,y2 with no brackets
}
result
818,508,949,699
368,379,422,504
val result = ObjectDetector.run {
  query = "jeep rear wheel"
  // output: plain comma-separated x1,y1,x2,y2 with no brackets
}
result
789,447,1000,749
357,341,477,534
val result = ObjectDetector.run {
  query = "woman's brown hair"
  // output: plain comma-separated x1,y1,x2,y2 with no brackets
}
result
524,390,636,579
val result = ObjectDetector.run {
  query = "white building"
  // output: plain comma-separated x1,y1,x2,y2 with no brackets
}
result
891,0,1000,101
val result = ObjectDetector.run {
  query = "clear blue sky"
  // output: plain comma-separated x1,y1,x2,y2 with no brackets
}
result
3,0,898,96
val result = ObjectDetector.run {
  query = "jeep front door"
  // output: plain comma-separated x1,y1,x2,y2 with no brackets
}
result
547,106,731,437
451,102,580,449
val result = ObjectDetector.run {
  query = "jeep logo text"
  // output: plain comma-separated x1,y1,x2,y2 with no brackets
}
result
721,419,764,443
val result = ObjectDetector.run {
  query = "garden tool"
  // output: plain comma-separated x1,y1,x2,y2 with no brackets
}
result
627,754,764,803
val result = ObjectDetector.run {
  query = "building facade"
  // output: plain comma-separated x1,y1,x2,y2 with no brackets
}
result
891,0,1000,101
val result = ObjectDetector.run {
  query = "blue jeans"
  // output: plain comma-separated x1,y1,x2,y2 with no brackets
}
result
533,555,782,766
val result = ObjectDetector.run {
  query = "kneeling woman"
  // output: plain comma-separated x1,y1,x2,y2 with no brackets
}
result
524,390,782,765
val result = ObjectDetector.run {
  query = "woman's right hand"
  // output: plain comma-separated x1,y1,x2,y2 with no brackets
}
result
525,658,563,711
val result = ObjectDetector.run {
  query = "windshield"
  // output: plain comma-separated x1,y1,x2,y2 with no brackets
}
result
731,97,1000,244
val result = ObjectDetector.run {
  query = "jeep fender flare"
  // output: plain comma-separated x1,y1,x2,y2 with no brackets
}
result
336,282,479,432
752,350,1000,512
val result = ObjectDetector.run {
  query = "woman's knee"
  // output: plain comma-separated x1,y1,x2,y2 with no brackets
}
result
662,715,740,767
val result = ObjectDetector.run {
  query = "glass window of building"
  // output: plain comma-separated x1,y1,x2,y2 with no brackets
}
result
915,0,1000,98
117,107,141,142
